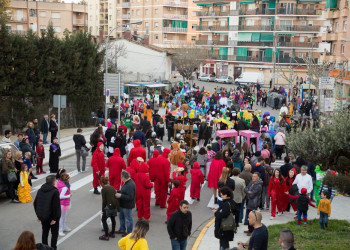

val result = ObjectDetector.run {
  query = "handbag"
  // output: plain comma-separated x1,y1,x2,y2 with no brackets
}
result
81,146,89,157
8,172,17,182
104,205,117,217
220,202,237,233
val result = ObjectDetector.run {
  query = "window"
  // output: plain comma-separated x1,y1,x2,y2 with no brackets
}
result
220,21,226,27
220,34,225,41
300,36,305,42
155,34,158,40
302,4,307,10
39,11,46,17
155,9,158,14
117,0,120,3
335,22,339,31
333,44,337,53
247,4,255,10
246,19,254,26
29,9,36,17
298,52,303,58
301,21,306,26
344,21,347,31
51,12,61,19
145,22,149,27
40,25,46,31
308,21,313,26
192,36,196,41
117,22,121,26
341,44,345,54
132,10,134,15
221,6,226,12
17,24,23,30
155,22,159,27
145,9,149,15
310,4,315,10
247,51,253,56
109,15,112,20
117,10,121,15
53,26,61,33
6,24,11,30
136,10,140,16
29,23,37,32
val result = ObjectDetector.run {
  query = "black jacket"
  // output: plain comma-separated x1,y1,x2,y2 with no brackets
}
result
118,179,136,209
49,120,57,132
105,128,117,146
280,163,292,178
40,119,49,134
19,141,36,158
214,198,238,241
218,178,235,192
297,194,309,212
110,108,117,119
34,123,40,136
34,183,61,221
167,209,192,241
237,119,248,131
73,134,86,150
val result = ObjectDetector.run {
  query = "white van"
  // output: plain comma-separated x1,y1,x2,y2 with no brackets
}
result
234,72,264,86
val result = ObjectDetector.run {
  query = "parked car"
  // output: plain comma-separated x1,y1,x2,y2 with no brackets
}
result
214,76,233,84
0,144,18,198
235,72,264,86
198,74,215,82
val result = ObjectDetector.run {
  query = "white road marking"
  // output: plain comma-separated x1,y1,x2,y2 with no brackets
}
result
184,181,207,204
207,195,219,209
57,211,101,246
70,174,93,191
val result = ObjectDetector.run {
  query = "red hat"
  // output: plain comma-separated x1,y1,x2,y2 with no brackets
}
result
301,188,307,195
38,139,43,142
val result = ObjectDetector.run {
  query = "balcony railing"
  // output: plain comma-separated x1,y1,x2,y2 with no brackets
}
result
277,8,318,15
239,25,273,31
122,14,131,19
277,42,318,48
9,17,27,22
239,9,275,15
162,27,188,33
9,30,27,35
237,42,273,47
122,2,131,8
196,40,228,45
163,0,188,8
99,20,106,25
195,10,239,17
163,40,188,44
195,25,233,31
276,25,320,32
195,25,273,31
163,14,188,20
73,19,88,26
208,55,311,64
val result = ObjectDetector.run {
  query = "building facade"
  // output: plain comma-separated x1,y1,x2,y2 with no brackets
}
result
6,0,88,38
88,0,200,47
194,0,326,85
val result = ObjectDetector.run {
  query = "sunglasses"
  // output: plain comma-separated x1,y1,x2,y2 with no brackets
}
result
252,210,258,220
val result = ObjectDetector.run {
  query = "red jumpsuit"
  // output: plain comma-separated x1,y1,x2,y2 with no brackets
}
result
172,171,187,201
283,168,297,212
166,187,181,221
127,139,146,166
268,176,286,217
135,162,154,220
36,144,45,174
155,149,171,208
106,148,126,190
126,159,139,182
207,159,226,189
91,142,105,188
190,162,204,199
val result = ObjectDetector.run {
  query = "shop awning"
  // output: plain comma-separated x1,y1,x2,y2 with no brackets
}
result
214,3,225,5
252,33,260,42
240,0,255,3
197,3,212,6
268,0,276,10
299,0,321,2
145,84,168,88
260,33,273,42
238,32,252,42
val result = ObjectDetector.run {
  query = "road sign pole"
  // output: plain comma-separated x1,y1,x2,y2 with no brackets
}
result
118,73,121,125
58,95,61,144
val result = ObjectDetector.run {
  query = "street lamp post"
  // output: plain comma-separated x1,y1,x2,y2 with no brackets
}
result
104,20,142,124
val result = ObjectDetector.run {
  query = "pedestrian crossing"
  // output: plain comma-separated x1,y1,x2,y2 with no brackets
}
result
271,159,284,168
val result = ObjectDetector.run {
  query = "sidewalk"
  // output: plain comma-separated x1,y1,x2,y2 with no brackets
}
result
197,195,350,250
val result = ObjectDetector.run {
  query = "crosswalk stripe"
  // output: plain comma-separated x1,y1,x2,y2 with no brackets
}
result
207,195,219,209
70,174,93,191
184,181,207,204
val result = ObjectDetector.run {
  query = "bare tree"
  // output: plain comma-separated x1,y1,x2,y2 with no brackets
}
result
171,46,206,80
304,57,330,88
106,40,127,73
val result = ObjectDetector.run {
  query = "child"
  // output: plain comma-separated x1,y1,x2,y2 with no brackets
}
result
211,136,221,153
166,180,181,223
172,164,188,201
23,152,33,186
197,147,207,177
17,164,32,203
49,137,61,173
36,139,46,175
286,187,316,226
126,137,134,159
57,173,72,236
190,162,204,201
318,190,331,229
135,162,153,221
206,145,216,178
189,150,198,168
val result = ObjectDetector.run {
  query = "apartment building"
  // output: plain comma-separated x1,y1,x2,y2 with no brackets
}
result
6,0,87,38
88,0,200,47
194,0,326,85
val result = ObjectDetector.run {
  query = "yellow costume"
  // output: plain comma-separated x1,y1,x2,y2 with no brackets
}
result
118,234,149,250
17,171,32,203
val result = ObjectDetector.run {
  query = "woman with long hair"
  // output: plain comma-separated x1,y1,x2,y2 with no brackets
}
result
49,114,58,144
242,142,250,159
217,167,235,206
283,168,297,212
208,151,226,204
13,231,36,250
268,168,285,220
118,220,150,250
57,173,72,236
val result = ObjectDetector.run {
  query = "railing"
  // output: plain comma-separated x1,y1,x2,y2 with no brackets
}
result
163,0,188,7
277,42,318,48
122,2,131,8
99,20,106,25
239,9,275,15
9,17,27,22
237,42,273,47
196,40,228,45
122,14,131,19
162,27,188,33
163,14,188,20
276,25,320,32
73,19,87,26
196,25,273,31
238,25,273,31
163,40,188,44
277,8,318,15
195,10,238,17
9,30,27,35
207,55,311,64
195,25,233,31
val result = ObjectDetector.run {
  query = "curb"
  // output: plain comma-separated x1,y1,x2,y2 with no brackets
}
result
191,218,215,250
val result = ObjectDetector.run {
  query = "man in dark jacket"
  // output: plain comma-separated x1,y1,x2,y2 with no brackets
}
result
133,127,146,146
73,128,87,172
115,170,136,237
40,115,50,144
237,117,248,131
167,200,192,250
109,105,118,124
34,175,61,250
280,156,293,178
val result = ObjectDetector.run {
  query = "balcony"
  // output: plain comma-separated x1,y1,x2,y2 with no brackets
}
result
9,17,27,22
196,40,228,45
237,42,273,47
122,14,131,19
163,40,188,45
100,8,108,12
9,30,27,36
276,25,320,32
239,25,273,31
99,20,106,25
322,32,338,41
122,2,131,8
195,25,274,32
323,9,340,19
195,25,233,31
73,19,88,26
163,0,188,8
196,10,238,17
277,8,319,15
163,14,188,20
239,9,275,15
208,55,310,64
341,8,349,17
162,27,188,33
277,42,319,48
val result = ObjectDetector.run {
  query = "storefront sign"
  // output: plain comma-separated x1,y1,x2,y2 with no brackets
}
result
319,77,335,89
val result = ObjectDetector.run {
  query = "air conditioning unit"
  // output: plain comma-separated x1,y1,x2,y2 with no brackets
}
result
168,7,172,11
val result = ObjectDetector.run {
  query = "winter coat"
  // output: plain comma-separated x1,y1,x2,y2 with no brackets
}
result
199,122,211,140
244,179,263,210
240,170,253,187
105,128,117,146
231,176,246,203
73,134,86,150
20,141,36,158
34,183,61,221
197,153,207,166
148,150,159,182
218,177,235,192
40,119,49,134
252,163,265,184
166,187,181,220
167,209,192,241
115,135,127,157
1,157,15,174
237,119,248,131
190,162,204,199
91,142,105,172
280,163,293,178
169,142,185,166
26,127,36,145
102,184,119,212
57,180,70,206
49,143,61,173
106,148,126,190
118,178,136,209
274,132,286,146
126,159,139,181
133,131,146,146
214,198,237,241
127,139,146,166
208,159,226,189
135,162,153,199
49,119,58,133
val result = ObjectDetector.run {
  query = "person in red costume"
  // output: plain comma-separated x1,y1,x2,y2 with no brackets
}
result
166,179,181,222
36,139,46,174
126,159,139,181
283,168,297,212
91,142,105,194
207,151,226,204
106,148,126,190
155,148,171,208
190,162,204,201
172,163,188,201
148,150,159,196
268,168,286,219
127,139,146,166
135,162,154,221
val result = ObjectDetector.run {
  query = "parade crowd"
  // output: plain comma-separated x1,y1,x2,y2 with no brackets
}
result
3,82,336,250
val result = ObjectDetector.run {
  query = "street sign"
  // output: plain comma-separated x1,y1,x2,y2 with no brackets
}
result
53,95,66,108
105,73,123,96
106,89,110,104
319,77,335,90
